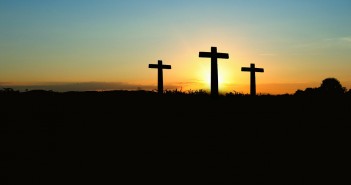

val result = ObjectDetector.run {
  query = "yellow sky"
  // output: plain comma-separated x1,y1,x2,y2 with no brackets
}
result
1,1,351,94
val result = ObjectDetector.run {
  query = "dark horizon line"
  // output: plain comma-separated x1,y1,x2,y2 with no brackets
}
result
2,87,351,97
1,79,351,95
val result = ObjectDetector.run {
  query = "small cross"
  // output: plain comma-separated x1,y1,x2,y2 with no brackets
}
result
241,63,264,96
149,60,171,94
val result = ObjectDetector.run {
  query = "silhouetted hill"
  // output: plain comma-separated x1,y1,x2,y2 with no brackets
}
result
2,89,350,184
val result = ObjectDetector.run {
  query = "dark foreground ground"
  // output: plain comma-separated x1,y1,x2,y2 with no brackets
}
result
1,90,351,184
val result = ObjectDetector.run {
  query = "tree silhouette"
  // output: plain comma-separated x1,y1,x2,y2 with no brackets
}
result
294,77,347,96
319,78,346,96
0,88,20,95
347,89,351,95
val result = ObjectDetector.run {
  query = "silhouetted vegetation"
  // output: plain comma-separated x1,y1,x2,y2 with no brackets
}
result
295,77,348,96
0,87,20,95
2,80,351,184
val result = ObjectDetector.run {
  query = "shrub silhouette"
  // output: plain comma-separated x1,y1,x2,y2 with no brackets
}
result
164,89,209,96
225,90,247,97
0,88,20,95
319,77,346,96
295,77,347,96
347,89,351,95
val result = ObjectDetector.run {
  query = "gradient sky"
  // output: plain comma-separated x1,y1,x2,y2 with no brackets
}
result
1,0,351,94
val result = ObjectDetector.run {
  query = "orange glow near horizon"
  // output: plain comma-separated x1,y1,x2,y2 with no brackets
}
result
2,1,351,94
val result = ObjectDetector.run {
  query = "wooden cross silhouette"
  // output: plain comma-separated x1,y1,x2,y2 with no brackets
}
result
241,63,264,96
149,60,171,94
199,47,229,97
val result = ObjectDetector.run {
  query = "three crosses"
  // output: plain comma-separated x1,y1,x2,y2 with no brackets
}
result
149,46,264,96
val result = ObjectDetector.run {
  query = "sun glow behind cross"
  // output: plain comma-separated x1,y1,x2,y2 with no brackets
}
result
204,71,224,87
199,65,232,93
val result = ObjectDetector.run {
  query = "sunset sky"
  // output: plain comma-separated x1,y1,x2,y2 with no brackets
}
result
1,0,351,94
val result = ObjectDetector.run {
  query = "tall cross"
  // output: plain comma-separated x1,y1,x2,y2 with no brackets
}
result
199,47,229,97
149,60,171,94
241,63,264,96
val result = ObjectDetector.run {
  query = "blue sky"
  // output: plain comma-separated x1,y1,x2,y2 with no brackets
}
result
1,0,351,94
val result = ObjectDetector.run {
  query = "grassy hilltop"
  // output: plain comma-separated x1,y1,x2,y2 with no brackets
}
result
2,88,351,184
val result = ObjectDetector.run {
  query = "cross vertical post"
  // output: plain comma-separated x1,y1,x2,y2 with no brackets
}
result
199,47,229,97
158,60,163,94
241,63,264,96
211,47,219,97
149,60,171,94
